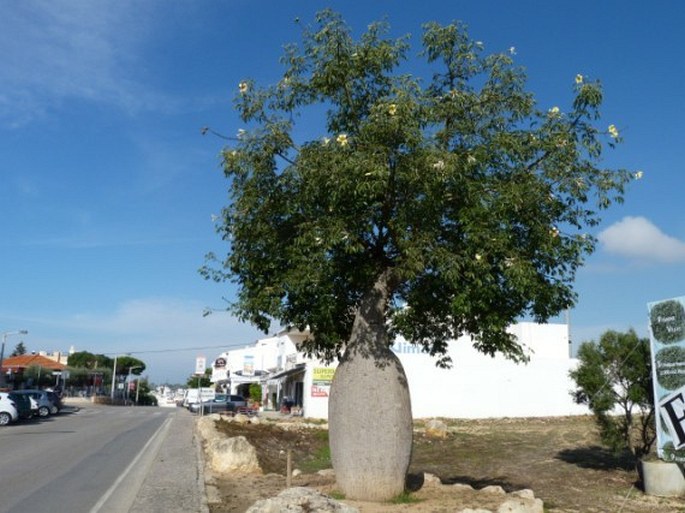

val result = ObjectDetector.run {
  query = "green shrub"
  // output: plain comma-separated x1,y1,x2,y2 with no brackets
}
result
570,329,655,463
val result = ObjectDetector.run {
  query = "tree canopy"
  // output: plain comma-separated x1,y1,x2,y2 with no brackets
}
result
115,355,146,376
203,9,636,365
68,351,113,369
10,341,27,357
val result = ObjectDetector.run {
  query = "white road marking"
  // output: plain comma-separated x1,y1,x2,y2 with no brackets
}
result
88,415,173,513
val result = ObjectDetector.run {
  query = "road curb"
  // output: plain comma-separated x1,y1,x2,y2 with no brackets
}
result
194,418,211,513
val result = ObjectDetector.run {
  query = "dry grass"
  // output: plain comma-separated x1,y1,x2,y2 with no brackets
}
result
207,415,685,513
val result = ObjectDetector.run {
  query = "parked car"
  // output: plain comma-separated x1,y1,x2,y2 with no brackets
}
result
44,390,64,414
182,387,215,409
189,394,247,414
13,390,56,417
8,392,33,420
0,392,19,426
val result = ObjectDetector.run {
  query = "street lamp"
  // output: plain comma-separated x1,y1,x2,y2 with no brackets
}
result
0,330,28,387
110,354,118,401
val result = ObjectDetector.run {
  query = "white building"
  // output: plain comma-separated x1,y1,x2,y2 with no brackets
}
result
213,322,590,419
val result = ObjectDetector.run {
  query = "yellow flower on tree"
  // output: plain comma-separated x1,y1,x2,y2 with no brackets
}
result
608,124,619,139
575,74,583,84
634,170,644,180
239,81,248,94
336,133,349,147
388,104,397,116
548,106,560,116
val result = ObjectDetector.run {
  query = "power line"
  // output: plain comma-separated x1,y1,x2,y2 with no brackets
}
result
100,341,256,356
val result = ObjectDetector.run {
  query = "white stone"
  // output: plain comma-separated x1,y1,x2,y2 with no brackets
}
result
641,459,685,497
481,485,506,495
510,489,536,500
207,435,262,474
233,413,250,424
245,487,358,513
423,472,442,486
496,497,544,513
425,419,449,439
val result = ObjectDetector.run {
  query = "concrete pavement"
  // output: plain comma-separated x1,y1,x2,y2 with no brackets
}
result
128,407,209,513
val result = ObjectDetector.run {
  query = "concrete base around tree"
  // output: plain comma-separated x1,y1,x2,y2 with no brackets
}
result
641,459,685,497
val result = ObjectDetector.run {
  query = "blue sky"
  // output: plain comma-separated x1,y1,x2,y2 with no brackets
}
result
1,1,684,384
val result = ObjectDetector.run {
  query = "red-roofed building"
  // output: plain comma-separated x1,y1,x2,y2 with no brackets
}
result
1,354,66,373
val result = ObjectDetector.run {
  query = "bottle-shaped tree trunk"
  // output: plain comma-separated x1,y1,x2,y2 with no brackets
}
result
328,271,413,501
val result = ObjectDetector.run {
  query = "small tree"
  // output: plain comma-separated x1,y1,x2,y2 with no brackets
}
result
10,342,27,357
570,329,655,463
133,378,157,406
204,10,636,499
22,365,54,388
186,368,212,388
248,383,262,404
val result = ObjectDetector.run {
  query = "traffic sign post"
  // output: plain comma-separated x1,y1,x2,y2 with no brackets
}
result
195,356,206,416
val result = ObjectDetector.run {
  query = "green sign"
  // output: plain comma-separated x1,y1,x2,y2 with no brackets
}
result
648,296,685,462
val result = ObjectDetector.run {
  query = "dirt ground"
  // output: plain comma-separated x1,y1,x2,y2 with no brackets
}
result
205,415,685,513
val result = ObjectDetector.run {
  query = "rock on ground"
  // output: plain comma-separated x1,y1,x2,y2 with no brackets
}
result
207,435,262,475
246,487,358,513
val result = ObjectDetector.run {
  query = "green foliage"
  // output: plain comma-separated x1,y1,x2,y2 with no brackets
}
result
68,351,113,370
248,383,262,403
186,368,212,388
298,440,332,473
649,300,685,343
64,367,88,387
329,490,345,500
22,365,54,388
115,356,146,376
569,329,655,461
655,346,685,390
203,9,635,365
134,379,157,405
10,342,27,357
390,491,422,504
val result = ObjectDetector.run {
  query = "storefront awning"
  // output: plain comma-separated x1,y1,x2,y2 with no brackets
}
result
265,363,306,382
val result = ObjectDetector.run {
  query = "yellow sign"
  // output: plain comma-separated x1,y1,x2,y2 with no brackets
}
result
312,367,335,385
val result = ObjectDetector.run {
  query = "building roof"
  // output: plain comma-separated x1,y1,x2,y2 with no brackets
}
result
1,354,66,371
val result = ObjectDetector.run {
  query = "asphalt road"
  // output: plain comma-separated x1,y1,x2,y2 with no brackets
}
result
0,403,174,513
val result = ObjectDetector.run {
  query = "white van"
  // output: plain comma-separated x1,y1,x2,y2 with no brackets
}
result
182,387,215,408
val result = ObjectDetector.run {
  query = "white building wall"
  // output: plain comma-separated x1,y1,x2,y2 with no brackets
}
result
219,322,589,419
396,322,587,418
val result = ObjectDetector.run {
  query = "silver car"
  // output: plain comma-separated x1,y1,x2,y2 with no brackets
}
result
189,394,247,414
13,389,56,417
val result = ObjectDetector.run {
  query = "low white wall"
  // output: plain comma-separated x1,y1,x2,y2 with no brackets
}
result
399,350,588,419
398,323,588,418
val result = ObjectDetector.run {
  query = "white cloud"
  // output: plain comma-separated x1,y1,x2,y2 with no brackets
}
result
0,2,173,126
598,216,685,263
64,297,268,351
12,297,271,383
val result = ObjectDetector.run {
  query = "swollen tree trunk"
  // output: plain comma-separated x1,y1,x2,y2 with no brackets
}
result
328,271,413,501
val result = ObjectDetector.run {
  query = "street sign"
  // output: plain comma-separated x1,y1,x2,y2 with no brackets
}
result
195,356,206,375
